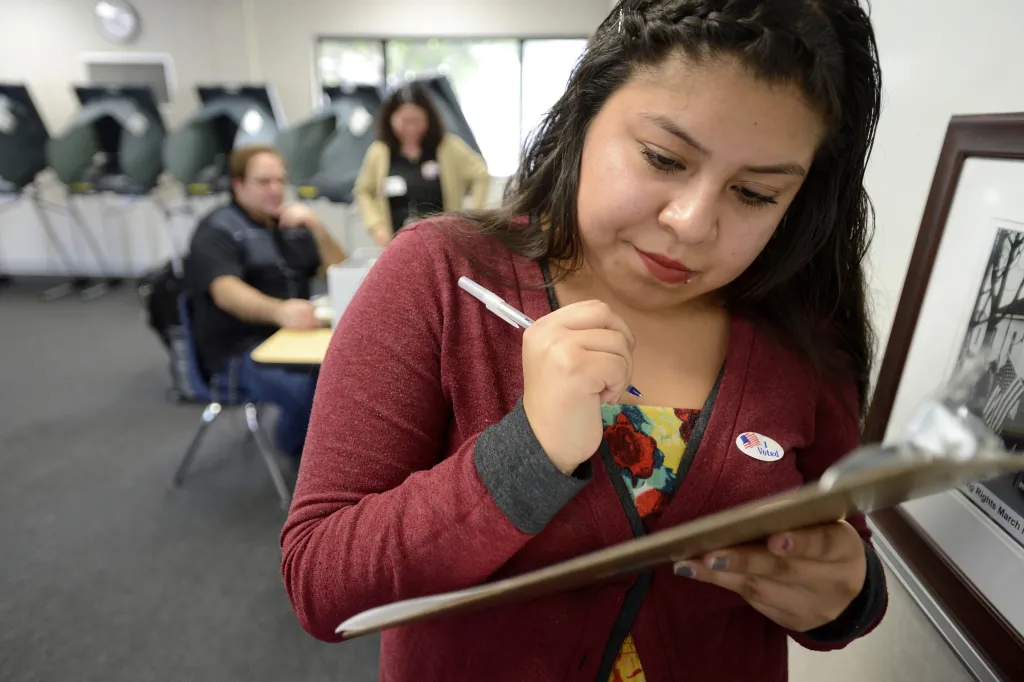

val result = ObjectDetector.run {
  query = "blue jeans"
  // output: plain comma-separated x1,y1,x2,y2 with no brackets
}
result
231,349,318,458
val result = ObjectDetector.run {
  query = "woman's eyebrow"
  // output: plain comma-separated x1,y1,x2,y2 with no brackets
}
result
641,112,808,178
642,113,710,154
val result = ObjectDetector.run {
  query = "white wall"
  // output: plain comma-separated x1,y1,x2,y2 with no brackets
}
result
864,0,1024,366
0,0,607,277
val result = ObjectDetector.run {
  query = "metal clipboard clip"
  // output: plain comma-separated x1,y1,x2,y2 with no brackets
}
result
819,356,1009,491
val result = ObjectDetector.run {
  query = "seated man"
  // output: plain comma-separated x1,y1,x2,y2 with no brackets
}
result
185,144,346,459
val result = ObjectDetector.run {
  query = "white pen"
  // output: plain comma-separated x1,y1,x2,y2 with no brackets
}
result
458,276,535,328
457,276,643,399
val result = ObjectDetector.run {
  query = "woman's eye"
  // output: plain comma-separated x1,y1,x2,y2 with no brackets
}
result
640,146,684,173
734,186,778,208
637,146,779,208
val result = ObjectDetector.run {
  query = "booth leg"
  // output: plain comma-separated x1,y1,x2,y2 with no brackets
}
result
0,199,16,289
29,190,88,302
66,197,120,295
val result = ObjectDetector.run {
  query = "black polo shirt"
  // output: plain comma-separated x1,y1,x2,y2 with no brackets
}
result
387,146,444,233
184,201,321,375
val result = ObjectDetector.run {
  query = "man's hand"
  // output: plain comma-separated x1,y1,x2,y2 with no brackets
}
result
672,521,867,632
274,299,321,330
277,203,346,269
276,203,318,230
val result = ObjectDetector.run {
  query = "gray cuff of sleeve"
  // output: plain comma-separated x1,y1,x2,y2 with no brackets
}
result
474,399,593,535
802,540,887,643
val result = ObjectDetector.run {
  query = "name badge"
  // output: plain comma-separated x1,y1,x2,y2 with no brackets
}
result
421,161,441,181
383,175,408,198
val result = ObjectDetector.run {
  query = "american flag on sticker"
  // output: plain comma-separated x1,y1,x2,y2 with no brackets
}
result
740,433,761,449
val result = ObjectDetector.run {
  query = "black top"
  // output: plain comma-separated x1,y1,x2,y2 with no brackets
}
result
387,146,444,234
184,201,321,375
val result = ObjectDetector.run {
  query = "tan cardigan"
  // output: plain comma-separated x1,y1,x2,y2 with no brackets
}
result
353,133,490,237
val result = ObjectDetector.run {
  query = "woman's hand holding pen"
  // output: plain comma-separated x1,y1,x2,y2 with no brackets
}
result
522,300,637,475
673,521,868,632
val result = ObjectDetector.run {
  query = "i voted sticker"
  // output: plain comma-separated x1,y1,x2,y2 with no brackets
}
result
421,161,440,180
383,175,408,198
735,432,784,462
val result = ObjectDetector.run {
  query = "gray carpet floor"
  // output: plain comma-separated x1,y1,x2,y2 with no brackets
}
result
0,280,380,682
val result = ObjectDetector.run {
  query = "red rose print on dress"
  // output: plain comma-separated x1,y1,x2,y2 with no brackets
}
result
634,489,668,519
605,412,658,483
674,408,697,442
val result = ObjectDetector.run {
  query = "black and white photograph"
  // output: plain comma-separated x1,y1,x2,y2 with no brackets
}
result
955,221,1024,548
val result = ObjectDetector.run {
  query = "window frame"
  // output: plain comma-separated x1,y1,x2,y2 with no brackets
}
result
79,51,178,106
313,35,589,174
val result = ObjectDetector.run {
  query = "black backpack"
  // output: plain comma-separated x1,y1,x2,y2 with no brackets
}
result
138,261,201,402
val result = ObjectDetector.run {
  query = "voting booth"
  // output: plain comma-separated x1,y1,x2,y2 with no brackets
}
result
48,86,183,288
0,84,108,298
163,85,283,197
277,84,382,204
0,83,49,287
48,86,166,196
0,84,50,194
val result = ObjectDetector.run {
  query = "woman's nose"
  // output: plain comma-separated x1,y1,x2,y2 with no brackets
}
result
658,183,719,243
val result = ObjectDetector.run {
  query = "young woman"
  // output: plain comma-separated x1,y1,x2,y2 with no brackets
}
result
353,82,490,247
282,1,887,680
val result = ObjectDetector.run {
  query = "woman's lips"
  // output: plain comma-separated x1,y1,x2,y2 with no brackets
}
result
635,248,693,284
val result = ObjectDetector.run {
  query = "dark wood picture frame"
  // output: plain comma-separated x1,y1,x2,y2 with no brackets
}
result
864,112,1024,680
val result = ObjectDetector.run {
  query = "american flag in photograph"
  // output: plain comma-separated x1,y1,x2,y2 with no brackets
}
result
740,433,761,448
983,357,1024,433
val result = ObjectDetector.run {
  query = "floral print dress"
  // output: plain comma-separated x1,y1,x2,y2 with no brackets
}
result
601,403,702,682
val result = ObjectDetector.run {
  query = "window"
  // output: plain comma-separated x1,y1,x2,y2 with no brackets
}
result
521,39,587,146
316,40,385,88
80,52,177,105
316,37,589,177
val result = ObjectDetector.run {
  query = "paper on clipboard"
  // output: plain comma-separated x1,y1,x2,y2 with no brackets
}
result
336,362,1024,639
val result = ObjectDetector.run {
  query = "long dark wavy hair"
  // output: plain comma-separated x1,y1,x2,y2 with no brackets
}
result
459,0,881,413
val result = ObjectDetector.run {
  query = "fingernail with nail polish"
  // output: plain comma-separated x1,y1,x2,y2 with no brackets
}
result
709,556,729,571
674,563,696,578
780,536,793,553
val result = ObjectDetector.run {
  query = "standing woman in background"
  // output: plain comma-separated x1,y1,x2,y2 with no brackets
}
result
354,83,490,247
284,1,888,681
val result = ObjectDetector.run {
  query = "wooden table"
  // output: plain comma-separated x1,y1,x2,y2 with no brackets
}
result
250,328,333,366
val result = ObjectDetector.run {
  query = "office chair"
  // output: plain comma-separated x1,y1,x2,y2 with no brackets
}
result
170,294,292,509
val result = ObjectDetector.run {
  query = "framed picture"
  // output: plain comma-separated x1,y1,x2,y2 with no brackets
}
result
865,113,1024,680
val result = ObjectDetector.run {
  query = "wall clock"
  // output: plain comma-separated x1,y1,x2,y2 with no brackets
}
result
94,0,141,45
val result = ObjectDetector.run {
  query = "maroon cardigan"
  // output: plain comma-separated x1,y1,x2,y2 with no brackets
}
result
281,219,887,682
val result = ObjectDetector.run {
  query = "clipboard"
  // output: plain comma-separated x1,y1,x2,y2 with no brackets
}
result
336,366,1024,639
